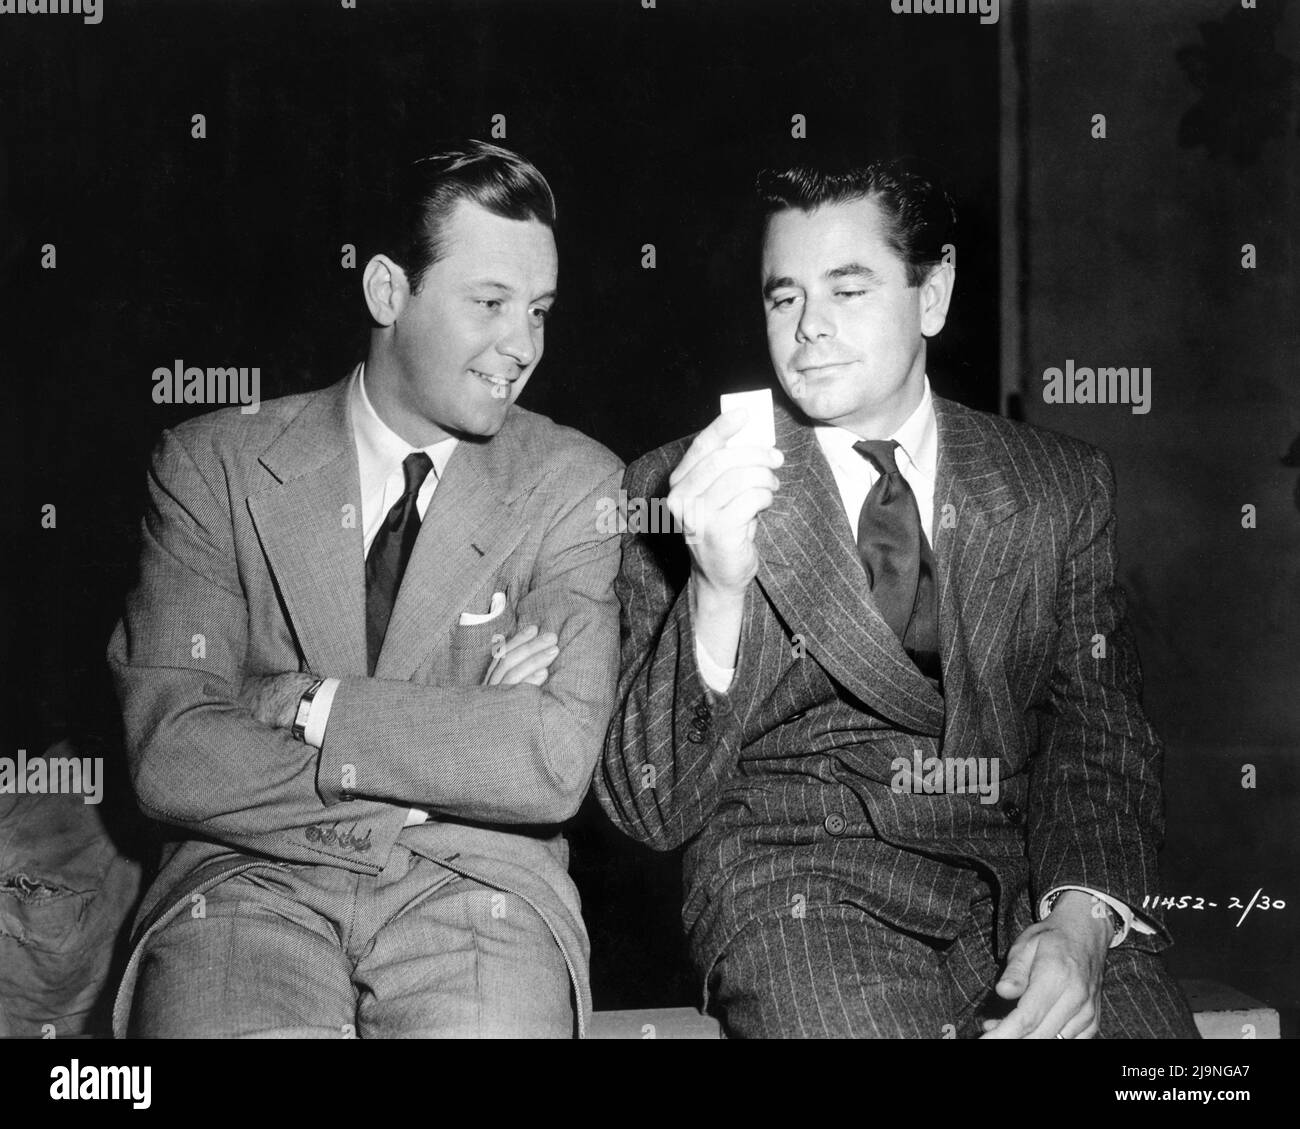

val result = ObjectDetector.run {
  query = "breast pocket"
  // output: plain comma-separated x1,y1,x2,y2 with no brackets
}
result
449,607,519,685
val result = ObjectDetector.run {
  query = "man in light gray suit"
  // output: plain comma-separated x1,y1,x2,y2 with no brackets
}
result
108,142,622,1038
599,157,1198,1039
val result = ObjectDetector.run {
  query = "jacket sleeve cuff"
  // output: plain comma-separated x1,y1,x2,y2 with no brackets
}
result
1038,884,1156,948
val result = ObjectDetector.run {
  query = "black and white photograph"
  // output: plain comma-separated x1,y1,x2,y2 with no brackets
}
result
0,0,1295,1105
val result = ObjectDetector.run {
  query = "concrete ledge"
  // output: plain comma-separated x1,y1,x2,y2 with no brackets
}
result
1182,979,1280,1040
588,1007,723,1039
589,980,1282,1039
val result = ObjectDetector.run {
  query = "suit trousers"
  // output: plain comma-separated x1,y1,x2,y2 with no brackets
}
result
128,832,573,1038
706,880,1200,1039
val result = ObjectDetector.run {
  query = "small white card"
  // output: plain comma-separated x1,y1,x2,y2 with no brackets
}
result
719,388,776,449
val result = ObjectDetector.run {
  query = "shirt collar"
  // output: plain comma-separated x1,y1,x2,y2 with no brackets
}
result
350,363,459,499
814,375,937,482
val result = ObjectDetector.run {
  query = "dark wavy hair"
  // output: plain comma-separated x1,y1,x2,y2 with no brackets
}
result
756,157,956,287
375,140,556,293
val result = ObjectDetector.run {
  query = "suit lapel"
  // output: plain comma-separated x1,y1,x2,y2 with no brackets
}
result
376,433,529,681
755,403,945,736
931,396,1038,748
247,376,369,677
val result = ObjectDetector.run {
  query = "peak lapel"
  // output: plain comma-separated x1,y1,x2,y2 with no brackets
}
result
375,428,530,682
932,396,1038,743
755,404,945,736
247,377,368,678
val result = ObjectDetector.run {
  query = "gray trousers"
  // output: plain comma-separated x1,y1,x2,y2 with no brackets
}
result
128,839,573,1038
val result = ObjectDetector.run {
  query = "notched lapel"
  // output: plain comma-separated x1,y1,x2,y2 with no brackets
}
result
247,379,368,678
755,405,945,736
376,434,530,682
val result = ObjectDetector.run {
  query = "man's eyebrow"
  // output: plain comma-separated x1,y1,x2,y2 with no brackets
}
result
825,263,881,282
762,275,798,299
762,264,881,297
465,280,557,303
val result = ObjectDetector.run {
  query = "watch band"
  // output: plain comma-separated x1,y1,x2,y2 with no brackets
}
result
291,678,325,743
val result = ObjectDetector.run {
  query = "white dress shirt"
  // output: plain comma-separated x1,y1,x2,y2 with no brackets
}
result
692,376,1147,946
301,363,458,827
694,376,936,688
812,374,938,548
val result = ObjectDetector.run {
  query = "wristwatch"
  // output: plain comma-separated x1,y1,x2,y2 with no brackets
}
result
291,678,326,743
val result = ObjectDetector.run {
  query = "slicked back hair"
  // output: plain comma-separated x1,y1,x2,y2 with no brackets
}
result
376,141,557,294
756,157,956,287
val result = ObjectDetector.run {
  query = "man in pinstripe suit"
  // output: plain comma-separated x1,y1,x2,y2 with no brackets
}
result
597,158,1198,1039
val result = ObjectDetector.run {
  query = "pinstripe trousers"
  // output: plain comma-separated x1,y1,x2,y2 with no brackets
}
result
705,881,1200,1039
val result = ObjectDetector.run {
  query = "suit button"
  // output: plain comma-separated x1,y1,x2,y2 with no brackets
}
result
686,725,706,745
1003,802,1024,826
823,813,847,837
693,702,713,723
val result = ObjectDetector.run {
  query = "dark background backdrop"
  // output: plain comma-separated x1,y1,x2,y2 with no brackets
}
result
1,0,1000,1011
1,0,1292,1024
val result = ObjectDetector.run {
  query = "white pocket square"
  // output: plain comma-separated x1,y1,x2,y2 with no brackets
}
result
458,591,507,626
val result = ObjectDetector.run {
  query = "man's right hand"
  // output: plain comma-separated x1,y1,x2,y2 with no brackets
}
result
667,410,783,671
483,624,560,688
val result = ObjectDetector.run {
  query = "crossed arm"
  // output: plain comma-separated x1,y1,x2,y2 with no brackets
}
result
109,428,623,858
239,623,563,740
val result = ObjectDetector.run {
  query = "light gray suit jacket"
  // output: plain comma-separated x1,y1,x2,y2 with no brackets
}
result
107,374,623,1036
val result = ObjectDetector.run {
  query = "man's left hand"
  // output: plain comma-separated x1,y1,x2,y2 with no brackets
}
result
239,672,319,731
979,890,1112,1039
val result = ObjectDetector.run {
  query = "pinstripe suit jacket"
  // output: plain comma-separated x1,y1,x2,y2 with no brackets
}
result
107,374,623,1036
597,395,1171,980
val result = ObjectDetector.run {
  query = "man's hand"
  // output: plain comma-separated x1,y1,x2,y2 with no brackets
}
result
669,409,784,593
483,624,560,688
668,409,783,669
979,890,1112,1039
238,671,319,730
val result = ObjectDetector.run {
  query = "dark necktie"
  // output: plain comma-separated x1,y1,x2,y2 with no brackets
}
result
853,439,941,683
365,451,434,676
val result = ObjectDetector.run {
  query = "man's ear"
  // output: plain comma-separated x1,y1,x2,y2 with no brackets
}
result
918,260,955,338
362,254,411,327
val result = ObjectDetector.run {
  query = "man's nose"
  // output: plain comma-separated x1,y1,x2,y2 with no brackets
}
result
496,317,538,368
796,299,835,342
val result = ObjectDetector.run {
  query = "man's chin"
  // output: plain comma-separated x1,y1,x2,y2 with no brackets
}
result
783,385,850,427
444,407,512,443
